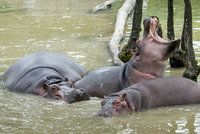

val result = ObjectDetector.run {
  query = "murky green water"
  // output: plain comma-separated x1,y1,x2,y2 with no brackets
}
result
0,0,200,133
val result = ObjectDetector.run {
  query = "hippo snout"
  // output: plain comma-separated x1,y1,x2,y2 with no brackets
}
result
97,94,133,117
62,88,90,103
97,97,119,118
42,84,90,103
97,109,116,118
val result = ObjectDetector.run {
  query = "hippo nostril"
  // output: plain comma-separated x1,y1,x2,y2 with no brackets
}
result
97,112,105,117
104,112,112,118
54,94,63,100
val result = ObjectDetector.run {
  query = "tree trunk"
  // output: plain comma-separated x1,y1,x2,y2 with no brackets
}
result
109,0,136,65
168,0,186,68
182,0,200,81
118,0,143,63
167,0,175,40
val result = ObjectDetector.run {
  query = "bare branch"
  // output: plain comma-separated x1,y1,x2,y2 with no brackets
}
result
109,0,136,65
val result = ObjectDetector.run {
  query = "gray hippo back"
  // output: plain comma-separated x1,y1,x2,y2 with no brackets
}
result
3,51,87,94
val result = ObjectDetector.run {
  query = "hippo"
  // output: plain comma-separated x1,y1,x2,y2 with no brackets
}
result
74,16,180,98
2,51,90,103
98,77,200,117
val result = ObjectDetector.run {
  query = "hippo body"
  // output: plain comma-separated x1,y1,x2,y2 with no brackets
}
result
125,77,200,109
74,58,165,98
3,51,90,103
75,66,124,97
98,77,200,117
75,16,180,98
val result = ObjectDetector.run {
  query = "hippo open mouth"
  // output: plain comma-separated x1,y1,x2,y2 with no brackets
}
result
143,16,171,44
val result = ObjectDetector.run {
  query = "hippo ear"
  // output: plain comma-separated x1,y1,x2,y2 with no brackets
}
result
151,16,159,22
121,93,127,101
65,77,69,81
171,39,180,47
134,45,141,58
166,39,180,52
42,83,49,91
64,78,74,88
163,39,180,60
68,80,74,88
122,93,136,112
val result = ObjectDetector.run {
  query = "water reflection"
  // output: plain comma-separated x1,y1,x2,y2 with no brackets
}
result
194,113,200,134
175,117,189,134
117,128,134,134
0,0,115,72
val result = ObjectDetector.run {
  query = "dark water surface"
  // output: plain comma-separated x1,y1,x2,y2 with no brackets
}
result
0,0,200,133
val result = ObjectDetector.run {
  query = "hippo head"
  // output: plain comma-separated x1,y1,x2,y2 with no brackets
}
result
35,82,90,103
140,16,180,60
97,94,133,117
132,16,180,77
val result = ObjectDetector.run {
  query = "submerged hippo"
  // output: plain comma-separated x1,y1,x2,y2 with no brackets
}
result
3,51,90,103
98,77,200,117
74,16,180,98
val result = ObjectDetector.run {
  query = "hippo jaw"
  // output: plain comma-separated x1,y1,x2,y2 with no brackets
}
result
143,16,159,37
97,94,133,117
38,84,90,103
143,16,180,46
131,16,180,78
140,16,180,60
143,16,168,44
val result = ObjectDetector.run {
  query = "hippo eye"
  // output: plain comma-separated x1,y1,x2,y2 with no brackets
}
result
42,84,49,92
43,88,48,93
51,87,58,92
113,101,120,106
50,85,60,93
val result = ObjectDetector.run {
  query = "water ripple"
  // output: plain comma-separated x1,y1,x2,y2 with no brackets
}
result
175,117,189,134
194,113,200,133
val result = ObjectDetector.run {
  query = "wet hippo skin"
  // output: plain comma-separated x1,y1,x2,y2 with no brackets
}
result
3,51,90,103
75,16,180,98
98,77,200,117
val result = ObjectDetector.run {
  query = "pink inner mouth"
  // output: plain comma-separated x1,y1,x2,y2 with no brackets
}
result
149,17,170,44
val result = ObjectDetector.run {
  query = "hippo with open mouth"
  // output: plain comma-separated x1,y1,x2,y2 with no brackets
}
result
74,16,180,98
3,51,90,103
98,77,200,117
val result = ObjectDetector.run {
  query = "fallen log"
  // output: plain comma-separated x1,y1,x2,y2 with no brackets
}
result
109,0,136,65
92,0,117,13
